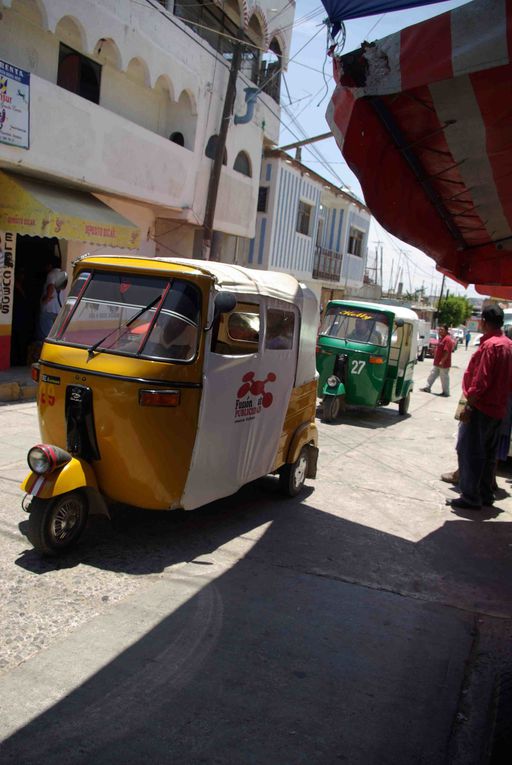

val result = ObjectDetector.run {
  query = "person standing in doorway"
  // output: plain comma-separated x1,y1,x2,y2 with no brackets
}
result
420,325,453,397
448,305,512,510
36,255,65,340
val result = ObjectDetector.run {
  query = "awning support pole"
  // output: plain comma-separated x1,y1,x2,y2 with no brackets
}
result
369,96,467,250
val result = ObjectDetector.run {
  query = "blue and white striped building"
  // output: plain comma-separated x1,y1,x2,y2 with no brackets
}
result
242,150,371,306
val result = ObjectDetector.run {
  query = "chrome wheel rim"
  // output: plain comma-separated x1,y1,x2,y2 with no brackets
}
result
50,497,83,543
293,454,307,490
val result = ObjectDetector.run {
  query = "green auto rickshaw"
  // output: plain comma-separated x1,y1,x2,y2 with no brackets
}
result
316,300,419,421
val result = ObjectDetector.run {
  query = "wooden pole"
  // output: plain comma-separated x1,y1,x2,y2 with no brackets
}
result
202,39,242,261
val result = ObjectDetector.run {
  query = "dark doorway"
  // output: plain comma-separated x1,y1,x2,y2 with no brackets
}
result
10,236,61,367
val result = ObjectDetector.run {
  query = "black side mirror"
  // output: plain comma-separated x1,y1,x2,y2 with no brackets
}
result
395,318,404,328
55,270,68,291
214,291,237,316
205,291,237,331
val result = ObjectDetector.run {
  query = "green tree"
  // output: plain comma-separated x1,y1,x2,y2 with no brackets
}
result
438,295,473,327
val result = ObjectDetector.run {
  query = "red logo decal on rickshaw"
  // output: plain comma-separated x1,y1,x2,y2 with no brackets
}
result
237,371,276,408
235,371,277,421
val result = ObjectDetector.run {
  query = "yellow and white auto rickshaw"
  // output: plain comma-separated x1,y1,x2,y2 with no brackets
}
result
21,256,319,554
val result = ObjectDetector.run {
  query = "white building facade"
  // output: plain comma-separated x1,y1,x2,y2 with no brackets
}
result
241,150,371,308
0,0,295,368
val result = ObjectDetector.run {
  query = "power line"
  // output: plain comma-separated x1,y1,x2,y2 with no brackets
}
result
365,13,387,39
374,221,449,291
281,102,348,188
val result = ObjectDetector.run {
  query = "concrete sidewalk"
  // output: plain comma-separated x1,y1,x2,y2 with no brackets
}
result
0,367,37,404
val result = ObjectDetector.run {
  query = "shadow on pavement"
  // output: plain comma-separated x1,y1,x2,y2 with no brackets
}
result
5,477,512,764
316,405,410,430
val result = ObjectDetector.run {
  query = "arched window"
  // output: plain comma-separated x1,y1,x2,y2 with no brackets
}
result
259,38,282,103
170,131,185,146
57,43,101,104
205,135,227,165
234,151,251,177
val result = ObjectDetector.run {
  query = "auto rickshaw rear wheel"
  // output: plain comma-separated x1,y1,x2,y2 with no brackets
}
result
26,491,89,555
322,396,341,422
398,391,411,415
279,447,309,497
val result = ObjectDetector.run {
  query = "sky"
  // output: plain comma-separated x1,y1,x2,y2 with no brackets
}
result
278,0,480,299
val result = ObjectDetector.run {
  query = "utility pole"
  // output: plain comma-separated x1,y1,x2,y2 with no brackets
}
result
202,38,242,261
436,274,446,327
372,240,384,288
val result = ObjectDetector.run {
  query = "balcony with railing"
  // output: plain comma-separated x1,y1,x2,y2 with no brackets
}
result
313,246,343,281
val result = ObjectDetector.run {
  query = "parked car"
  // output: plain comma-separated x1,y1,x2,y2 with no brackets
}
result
450,327,465,345
416,319,431,361
426,329,438,358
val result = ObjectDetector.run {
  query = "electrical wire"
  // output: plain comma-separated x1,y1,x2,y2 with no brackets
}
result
129,3,355,194
254,22,326,98
266,0,304,26
280,101,348,188
282,74,328,124
316,22,335,108
365,13,387,39
137,0,323,55
278,6,325,33
374,220,444,282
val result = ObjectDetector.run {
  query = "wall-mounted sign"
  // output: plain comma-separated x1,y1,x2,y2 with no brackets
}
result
0,59,30,149
0,231,16,370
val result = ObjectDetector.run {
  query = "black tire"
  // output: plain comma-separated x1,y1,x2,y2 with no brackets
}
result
26,491,89,555
322,396,341,422
279,447,309,497
398,391,411,415
418,347,425,361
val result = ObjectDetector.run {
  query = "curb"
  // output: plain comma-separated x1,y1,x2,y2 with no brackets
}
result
0,381,37,403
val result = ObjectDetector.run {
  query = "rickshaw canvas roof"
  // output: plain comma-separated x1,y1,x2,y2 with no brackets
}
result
77,255,303,302
331,300,418,323
165,259,307,305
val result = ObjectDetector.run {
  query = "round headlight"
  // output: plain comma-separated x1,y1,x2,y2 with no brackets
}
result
327,375,339,388
27,446,51,475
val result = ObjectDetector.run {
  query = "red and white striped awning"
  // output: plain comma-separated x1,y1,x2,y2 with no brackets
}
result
326,0,512,297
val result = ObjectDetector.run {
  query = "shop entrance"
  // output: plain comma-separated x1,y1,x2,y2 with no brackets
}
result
10,235,63,367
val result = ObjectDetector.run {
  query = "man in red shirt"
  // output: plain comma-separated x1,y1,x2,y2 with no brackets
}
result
420,325,453,397
449,305,512,510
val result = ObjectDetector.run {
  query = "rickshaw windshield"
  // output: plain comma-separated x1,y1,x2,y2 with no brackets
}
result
319,307,390,347
48,270,200,362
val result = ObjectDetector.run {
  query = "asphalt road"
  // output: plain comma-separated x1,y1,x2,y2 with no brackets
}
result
0,349,511,764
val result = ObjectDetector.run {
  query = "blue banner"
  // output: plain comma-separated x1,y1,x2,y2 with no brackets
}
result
321,0,451,33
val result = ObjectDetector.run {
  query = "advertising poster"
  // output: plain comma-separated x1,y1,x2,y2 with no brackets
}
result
0,59,30,149
0,231,16,369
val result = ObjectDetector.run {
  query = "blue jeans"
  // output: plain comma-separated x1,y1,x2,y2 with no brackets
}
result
36,311,58,340
457,408,501,506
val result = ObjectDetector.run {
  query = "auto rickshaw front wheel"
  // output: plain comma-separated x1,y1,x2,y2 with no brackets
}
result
398,391,411,415
279,447,309,497
26,491,89,555
322,396,342,422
